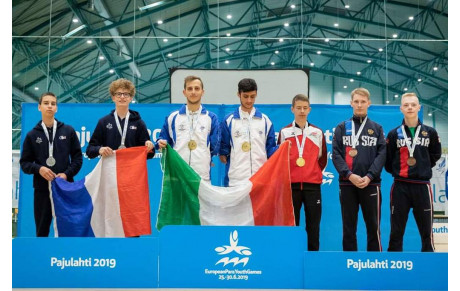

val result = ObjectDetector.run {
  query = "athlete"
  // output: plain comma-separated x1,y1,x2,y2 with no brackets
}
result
157,75,219,181
219,78,277,186
332,87,386,251
386,92,441,252
278,94,327,251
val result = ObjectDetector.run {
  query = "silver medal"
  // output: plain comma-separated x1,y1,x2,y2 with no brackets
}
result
118,145,126,149
46,156,56,167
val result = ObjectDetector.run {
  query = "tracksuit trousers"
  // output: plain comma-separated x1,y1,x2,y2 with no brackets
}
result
291,183,322,251
339,185,382,251
34,189,52,237
388,180,435,252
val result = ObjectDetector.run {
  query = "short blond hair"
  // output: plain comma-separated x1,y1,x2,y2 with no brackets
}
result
401,92,418,101
109,78,136,97
351,88,370,100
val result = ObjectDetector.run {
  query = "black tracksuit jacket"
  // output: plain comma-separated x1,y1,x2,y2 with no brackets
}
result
385,120,441,182
332,115,386,185
20,119,83,190
86,109,154,159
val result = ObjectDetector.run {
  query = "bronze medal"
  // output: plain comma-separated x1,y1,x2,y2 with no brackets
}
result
242,141,251,152
296,157,305,167
407,157,416,166
349,148,358,157
188,140,197,150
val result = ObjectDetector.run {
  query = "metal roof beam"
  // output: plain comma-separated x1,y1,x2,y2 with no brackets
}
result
201,0,212,68
66,0,124,80
12,38,86,103
94,0,141,78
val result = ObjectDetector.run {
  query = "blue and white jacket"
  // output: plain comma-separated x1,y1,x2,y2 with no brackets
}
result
158,105,220,181
219,107,277,186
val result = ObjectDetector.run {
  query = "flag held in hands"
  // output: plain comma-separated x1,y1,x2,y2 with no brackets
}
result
50,146,152,237
156,142,295,230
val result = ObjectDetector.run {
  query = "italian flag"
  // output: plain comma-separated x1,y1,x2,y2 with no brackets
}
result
156,142,295,229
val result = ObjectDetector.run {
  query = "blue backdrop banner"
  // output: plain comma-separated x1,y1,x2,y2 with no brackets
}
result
19,103,427,251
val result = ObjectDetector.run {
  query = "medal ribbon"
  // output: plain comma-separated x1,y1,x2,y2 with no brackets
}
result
41,120,57,160
186,106,201,142
114,111,130,148
239,107,255,144
401,124,421,158
351,116,368,149
292,121,309,159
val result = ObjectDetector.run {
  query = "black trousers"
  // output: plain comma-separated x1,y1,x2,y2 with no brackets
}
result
34,189,52,237
291,183,321,251
339,185,382,251
388,181,435,252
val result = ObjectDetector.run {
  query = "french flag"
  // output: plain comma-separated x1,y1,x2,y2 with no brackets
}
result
50,146,152,237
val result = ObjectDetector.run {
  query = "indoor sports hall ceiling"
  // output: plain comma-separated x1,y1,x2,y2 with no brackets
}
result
12,0,448,148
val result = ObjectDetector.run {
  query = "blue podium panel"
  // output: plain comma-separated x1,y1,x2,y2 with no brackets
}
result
159,226,307,289
13,238,159,288
304,252,448,290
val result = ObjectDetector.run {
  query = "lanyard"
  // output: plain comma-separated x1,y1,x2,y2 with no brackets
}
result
239,107,255,142
401,124,421,158
186,106,201,140
351,116,368,149
292,121,308,158
41,120,57,158
114,111,130,148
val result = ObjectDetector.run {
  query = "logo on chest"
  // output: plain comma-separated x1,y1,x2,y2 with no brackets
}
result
397,137,430,148
106,123,113,130
178,123,186,131
35,137,43,144
342,135,378,147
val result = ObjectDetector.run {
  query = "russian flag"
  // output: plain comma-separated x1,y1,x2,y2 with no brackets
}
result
50,146,152,237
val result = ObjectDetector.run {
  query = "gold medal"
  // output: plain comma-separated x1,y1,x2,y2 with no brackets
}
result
188,140,197,150
349,148,358,157
242,141,251,152
407,157,416,166
296,157,305,167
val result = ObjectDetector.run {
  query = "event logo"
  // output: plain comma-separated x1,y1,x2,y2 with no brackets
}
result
322,171,334,185
215,230,252,267
106,123,113,130
435,157,447,175
35,137,42,144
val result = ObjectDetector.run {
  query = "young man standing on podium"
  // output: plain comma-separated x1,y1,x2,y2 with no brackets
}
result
86,78,155,159
20,92,83,237
156,75,220,182
219,78,277,186
278,94,327,251
385,92,441,252
332,88,386,251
